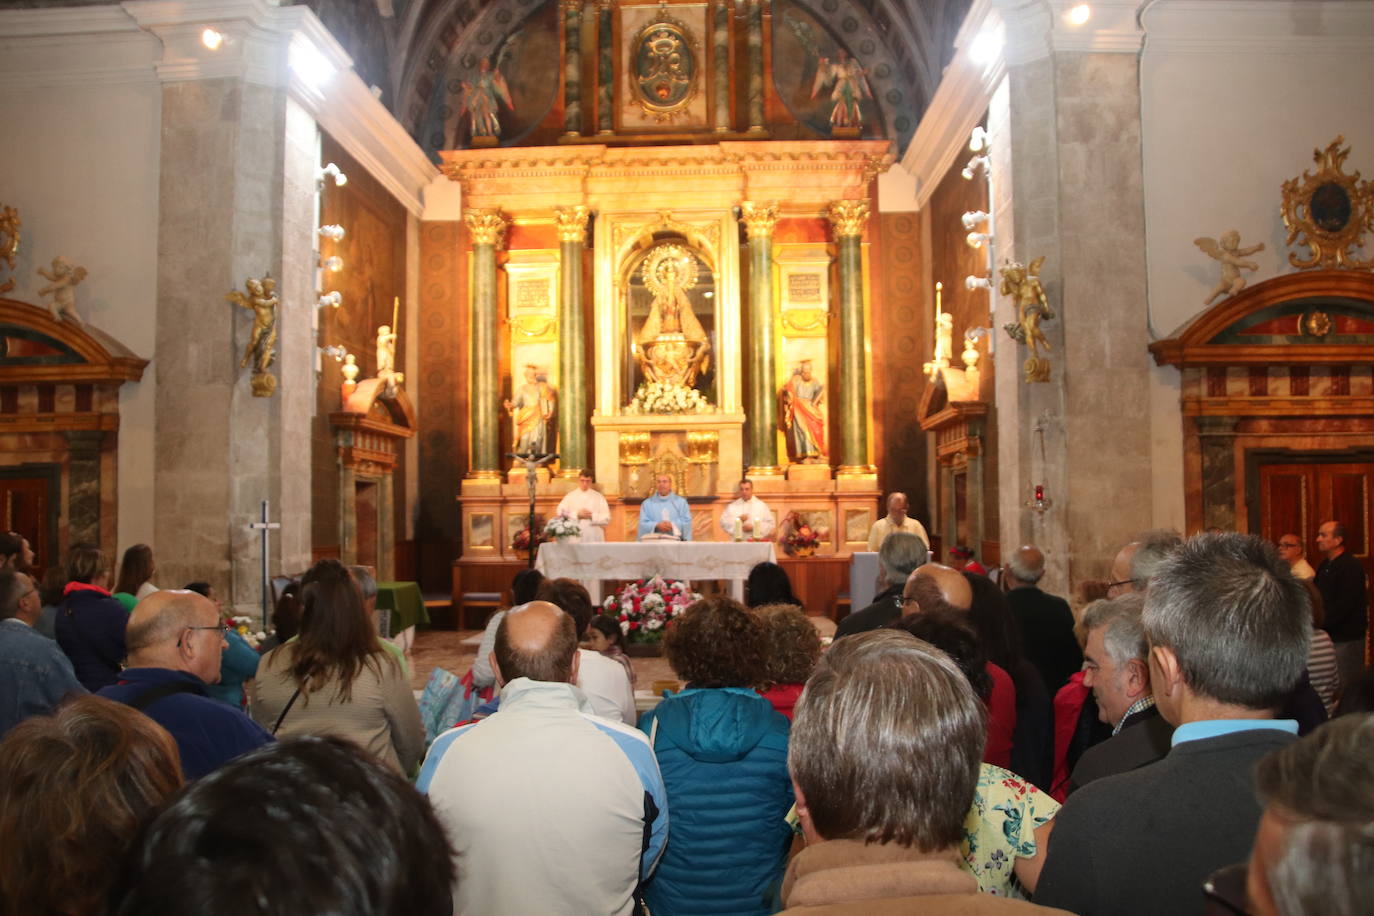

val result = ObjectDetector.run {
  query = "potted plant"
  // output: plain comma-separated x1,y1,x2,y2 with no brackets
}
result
780,511,822,557
543,514,582,543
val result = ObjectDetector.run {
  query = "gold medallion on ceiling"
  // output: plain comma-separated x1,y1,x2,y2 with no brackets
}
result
1280,135,1374,270
630,17,699,122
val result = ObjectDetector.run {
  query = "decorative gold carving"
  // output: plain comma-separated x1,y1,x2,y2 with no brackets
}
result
862,154,892,185
613,211,720,262
1281,136,1374,270
1000,257,1053,384
629,16,701,122
0,205,19,294
225,274,278,397
635,244,712,388
739,202,779,239
555,205,590,244
826,200,870,238
619,431,651,464
559,0,584,15
781,309,830,333
512,315,558,338
686,431,719,463
1302,310,1333,338
464,209,508,248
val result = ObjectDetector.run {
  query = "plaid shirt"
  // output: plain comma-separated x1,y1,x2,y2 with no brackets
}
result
1113,694,1156,736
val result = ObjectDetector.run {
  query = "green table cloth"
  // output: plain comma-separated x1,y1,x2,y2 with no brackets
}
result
376,581,429,632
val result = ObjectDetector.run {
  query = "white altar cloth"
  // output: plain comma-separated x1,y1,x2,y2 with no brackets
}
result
535,541,778,604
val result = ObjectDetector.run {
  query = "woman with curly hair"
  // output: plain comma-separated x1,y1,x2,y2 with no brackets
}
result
0,695,184,915
639,596,793,915
752,603,821,719
250,559,424,776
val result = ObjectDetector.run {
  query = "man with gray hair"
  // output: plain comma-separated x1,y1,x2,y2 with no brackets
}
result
835,532,929,638
1242,713,1374,916
349,565,409,673
1107,528,1183,596
865,491,930,552
0,569,84,736
1004,545,1081,691
1036,533,1311,916
1068,594,1172,792
779,629,1069,914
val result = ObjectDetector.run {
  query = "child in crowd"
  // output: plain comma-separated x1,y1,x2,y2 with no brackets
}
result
587,614,636,688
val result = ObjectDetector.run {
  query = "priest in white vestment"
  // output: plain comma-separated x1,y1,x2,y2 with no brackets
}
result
554,469,611,542
719,479,776,540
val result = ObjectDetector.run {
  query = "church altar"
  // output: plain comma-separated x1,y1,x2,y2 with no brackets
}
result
535,540,777,605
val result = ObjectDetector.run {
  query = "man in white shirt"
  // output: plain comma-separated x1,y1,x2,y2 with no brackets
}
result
539,577,637,724
555,468,612,542
1276,533,1315,579
866,491,930,552
719,478,776,540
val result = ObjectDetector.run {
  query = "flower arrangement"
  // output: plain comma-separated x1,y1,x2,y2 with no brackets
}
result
226,615,267,650
512,526,544,552
779,511,824,557
543,514,582,541
602,576,701,644
625,381,713,415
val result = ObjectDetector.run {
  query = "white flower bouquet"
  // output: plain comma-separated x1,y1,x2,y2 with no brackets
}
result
625,381,713,415
543,515,582,540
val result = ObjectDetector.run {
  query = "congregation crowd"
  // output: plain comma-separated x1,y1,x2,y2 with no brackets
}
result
0,518,1371,915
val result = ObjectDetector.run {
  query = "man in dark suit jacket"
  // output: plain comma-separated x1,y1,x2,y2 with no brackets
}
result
1036,533,1311,916
1068,593,1172,792
1315,519,1368,688
834,532,928,638
1003,545,1082,691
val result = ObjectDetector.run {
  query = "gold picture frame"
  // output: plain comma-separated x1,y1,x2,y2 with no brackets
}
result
1280,135,1374,270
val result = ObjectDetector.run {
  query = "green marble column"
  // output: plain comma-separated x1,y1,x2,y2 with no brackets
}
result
741,202,779,472
745,0,765,133
556,206,590,473
828,200,872,472
563,0,584,137
712,0,730,132
597,0,613,134
465,209,507,477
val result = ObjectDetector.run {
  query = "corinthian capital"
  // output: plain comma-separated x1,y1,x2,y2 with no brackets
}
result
826,200,870,239
739,202,779,239
555,206,591,244
464,209,508,247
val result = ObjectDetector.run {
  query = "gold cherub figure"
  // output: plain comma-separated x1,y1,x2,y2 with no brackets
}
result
37,255,88,324
1194,230,1265,306
1000,256,1053,383
226,275,279,397
0,205,20,294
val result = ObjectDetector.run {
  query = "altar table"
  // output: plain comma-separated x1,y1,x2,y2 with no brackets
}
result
535,541,778,604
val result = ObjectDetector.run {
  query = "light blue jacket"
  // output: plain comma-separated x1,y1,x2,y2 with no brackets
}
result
638,493,693,540
640,687,793,915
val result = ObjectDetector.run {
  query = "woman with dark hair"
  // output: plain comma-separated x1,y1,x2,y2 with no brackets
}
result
743,561,800,609
965,571,1054,791
112,544,159,611
752,603,821,719
260,581,303,651
54,543,128,691
639,596,793,915
0,695,184,915
472,568,545,689
250,559,424,776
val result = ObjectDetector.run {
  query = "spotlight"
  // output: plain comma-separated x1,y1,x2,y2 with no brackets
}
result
965,275,992,291
969,126,988,153
201,28,224,51
969,29,1003,66
318,291,342,309
289,39,336,90
961,156,990,181
323,256,343,272
961,210,990,231
966,232,993,250
317,224,345,242
317,163,347,187
1066,4,1091,27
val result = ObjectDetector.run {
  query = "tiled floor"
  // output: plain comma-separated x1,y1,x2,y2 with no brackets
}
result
408,628,678,692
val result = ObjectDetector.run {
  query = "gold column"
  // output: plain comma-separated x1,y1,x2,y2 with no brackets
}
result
465,208,508,477
741,202,780,474
827,200,873,473
556,205,590,475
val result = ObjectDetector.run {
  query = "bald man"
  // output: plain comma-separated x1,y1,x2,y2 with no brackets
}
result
98,589,272,779
908,562,973,611
1005,545,1082,691
420,602,669,916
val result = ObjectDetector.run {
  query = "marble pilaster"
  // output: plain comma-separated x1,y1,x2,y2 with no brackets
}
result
596,0,614,134
740,202,780,473
465,209,507,477
562,0,584,137
65,430,104,546
828,200,872,473
712,0,731,132
745,0,765,133
556,206,590,473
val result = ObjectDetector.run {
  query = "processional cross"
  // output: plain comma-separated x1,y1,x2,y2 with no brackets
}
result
507,451,559,569
249,499,281,631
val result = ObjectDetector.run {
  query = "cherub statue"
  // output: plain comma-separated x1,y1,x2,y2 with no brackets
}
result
810,48,872,131
37,256,87,324
1000,257,1053,383
0,205,19,294
1194,230,1265,306
376,324,397,376
226,275,279,396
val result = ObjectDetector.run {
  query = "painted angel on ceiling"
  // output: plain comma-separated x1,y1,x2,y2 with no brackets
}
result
458,56,514,140
810,48,872,131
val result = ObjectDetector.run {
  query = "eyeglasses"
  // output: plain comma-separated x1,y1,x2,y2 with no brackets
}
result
1201,862,1250,915
183,624,229,638
901,595,920,606
1105,579,1135,591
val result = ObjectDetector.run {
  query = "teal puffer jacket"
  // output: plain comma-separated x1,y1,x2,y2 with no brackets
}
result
640,686,793,915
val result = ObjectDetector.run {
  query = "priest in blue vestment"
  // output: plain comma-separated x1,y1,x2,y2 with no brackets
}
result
637,473,693,541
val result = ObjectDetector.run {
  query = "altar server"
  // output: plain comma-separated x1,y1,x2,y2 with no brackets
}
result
555,469,611,542
719,479,776,541
638,474,693,541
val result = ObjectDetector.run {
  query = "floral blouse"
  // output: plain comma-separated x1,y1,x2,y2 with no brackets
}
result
962,763,1060,897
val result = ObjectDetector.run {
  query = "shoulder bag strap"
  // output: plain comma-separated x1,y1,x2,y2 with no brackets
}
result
271,685,304,735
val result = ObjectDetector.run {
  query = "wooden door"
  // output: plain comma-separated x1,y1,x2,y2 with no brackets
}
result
0,476,54,578
1258,460,1374,602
